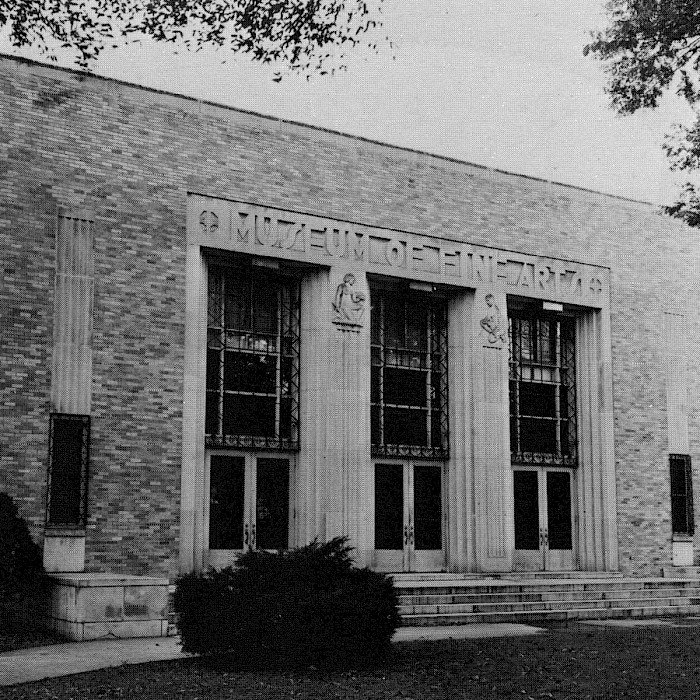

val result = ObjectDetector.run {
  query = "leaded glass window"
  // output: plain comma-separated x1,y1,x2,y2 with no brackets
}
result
509,313,577,466
47,414,90,526
206,261,300,450
371,288,448,459
670,454,694,535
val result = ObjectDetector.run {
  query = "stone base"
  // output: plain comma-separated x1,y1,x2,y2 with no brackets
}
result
48,573,170,641
672,539,694,567
663,565,700,578
43,531,86,573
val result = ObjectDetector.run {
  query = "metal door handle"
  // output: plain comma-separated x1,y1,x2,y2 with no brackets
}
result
244,523,250,548
409,524,415,546
404,525,409,546
542,530,549,548
251,523,256,549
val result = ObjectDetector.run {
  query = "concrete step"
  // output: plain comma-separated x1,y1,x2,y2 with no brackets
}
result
393,578,700,596
400,595,700,616
663,566,700,578
398,587,700,606
392,571,624,582
400,603,700,626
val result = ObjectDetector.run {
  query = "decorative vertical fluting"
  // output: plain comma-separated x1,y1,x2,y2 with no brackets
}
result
664,310,693,565
297,269,332,545
46,210,94,573
180,245,207,573
575,309,618,572
446,290,475,571
471,288,513,571
51,211,94,414
324,267,372,564
664,311,689,454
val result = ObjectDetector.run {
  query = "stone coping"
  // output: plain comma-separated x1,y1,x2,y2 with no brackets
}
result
48,573,169,587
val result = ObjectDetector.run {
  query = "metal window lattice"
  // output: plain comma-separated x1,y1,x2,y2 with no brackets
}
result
509,314,577,467
670,453,695,535
46,414,90,526
206,263,300,450
371,290,448,460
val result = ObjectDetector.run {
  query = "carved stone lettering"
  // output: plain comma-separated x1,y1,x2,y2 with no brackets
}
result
517,262,534,289
385,239,406,267
199,210,219,236
189,197,609,308
349,232,367,260
234,213,253,243
472,254,491,283
326,229,347,257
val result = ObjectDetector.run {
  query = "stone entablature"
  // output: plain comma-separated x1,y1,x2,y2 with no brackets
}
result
187,195,609,308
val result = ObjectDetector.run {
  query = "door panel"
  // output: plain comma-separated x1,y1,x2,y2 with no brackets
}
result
513,470,543,571
206,454,292,567
545,471,574,570
513,468,574,571
256,458,290,550
412,465,444,571
374,464,406,571
547,471,573,550
374,462,444,572
209,456,245,551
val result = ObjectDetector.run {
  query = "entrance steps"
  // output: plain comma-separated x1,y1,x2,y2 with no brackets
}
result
391,573,700,626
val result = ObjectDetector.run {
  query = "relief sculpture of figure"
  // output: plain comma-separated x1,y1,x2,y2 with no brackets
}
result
332,272,366,327
480,293,507,345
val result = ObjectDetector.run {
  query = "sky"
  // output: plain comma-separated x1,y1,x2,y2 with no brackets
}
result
1,0,696,205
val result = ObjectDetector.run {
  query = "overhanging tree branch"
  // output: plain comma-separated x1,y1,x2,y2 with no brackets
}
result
0,0,387,76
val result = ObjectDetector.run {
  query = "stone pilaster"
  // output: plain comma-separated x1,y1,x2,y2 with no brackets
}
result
45,210,95,573
664,310,693,566
472,288,513,571
324,266,372,564
446,290,475,572
179,245,207,573
297,269,332,545
575,309,618,572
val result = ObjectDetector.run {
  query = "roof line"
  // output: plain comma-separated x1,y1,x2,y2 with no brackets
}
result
0,52,654,207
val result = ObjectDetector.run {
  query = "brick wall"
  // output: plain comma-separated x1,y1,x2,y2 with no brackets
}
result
1,55,698,577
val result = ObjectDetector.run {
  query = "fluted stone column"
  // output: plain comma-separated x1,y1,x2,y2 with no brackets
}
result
575,309,618,572
296,269,332,545
472,288,513,572
446,290,476,572
45,210,95,573
323,266,372,565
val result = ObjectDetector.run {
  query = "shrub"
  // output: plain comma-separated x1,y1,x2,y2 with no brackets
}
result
174,537,400,669
0,493,45,599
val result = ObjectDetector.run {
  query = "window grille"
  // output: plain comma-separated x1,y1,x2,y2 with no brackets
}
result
206,261,300,450
670,454,695,535
370,288,448,459
509,314,577,466
47,414,90,526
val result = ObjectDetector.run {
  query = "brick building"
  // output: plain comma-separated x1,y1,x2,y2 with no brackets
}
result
2,55,699,635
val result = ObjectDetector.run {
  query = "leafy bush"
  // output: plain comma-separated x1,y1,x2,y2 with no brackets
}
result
0,493,45,599
174,537,400,669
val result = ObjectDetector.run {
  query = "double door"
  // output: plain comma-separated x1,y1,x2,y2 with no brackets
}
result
373,462,444,572
206,453,291,568
513,468,574,571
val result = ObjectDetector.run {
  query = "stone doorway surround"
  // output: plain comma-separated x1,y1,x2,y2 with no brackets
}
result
180,195,618,575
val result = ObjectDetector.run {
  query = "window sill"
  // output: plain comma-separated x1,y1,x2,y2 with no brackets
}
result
44,526,86,537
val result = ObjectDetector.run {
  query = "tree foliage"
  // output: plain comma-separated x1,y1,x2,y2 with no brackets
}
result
585,1,700,225
0,0,386,78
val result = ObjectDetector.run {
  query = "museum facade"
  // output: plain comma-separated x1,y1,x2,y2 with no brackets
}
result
2,55,699,592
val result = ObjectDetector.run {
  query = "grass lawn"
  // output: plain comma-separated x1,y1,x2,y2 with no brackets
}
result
5,622,700,699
